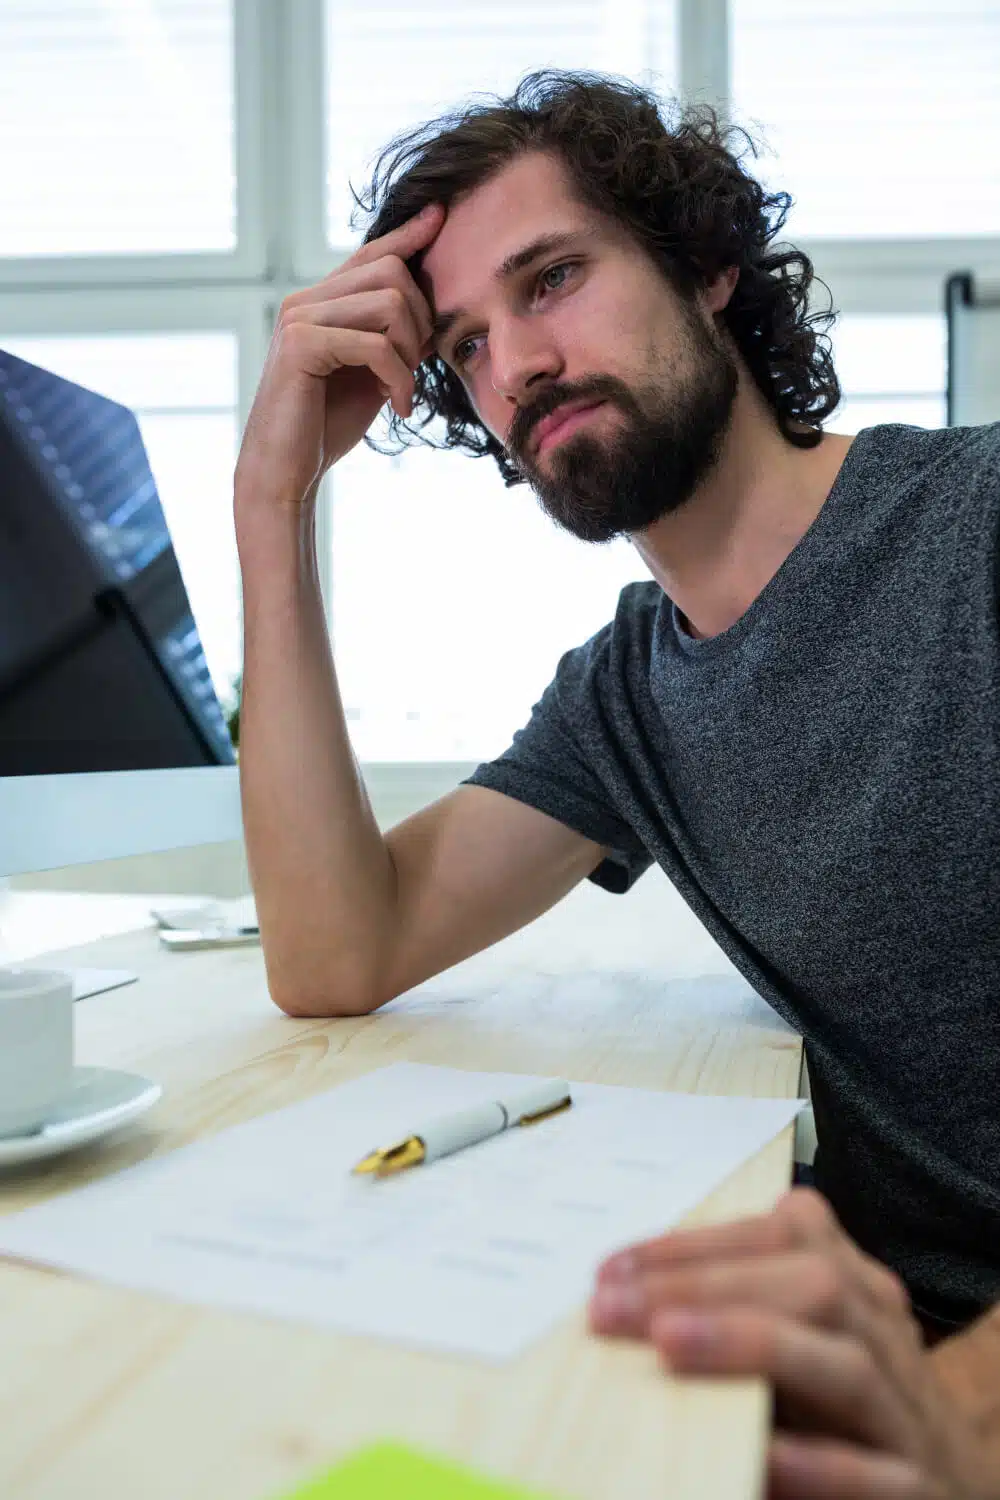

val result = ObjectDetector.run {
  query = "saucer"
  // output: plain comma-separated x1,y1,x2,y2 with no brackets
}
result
0,1067,162,1166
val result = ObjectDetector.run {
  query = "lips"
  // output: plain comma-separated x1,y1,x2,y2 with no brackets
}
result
531,399,605,456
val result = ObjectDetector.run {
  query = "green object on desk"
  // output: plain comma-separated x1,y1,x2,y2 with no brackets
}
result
276,1441,558,1500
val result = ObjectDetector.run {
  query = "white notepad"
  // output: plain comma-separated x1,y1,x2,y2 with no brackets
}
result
0,1063,803,1360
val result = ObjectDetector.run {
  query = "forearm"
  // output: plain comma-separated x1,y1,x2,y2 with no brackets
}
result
236,493,396,1016
928,1301,1000,1488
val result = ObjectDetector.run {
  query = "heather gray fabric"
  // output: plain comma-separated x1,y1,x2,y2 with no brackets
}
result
464,422,1000,1332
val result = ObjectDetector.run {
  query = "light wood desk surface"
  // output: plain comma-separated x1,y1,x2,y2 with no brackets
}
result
0,875,802,1500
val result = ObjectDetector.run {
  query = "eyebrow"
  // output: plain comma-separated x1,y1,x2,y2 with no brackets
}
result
430,231,584,352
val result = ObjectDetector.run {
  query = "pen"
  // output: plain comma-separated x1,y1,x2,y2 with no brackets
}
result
352,1078,573,1178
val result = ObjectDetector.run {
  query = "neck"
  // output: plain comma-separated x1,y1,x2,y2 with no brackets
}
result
631,374,855,641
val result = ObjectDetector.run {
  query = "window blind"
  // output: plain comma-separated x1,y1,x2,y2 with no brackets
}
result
0,1,235,257
731,0,1000,239
325,0,678,245
323,0,681,760
829,314,946,431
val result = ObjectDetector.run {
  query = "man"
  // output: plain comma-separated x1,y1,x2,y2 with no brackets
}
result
234,71,1000,1498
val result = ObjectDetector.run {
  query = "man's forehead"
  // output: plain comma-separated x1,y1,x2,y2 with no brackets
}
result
418,153,598,312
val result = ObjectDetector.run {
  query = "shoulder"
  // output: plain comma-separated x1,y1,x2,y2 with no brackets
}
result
611,578,668,634
849,421,1000,488
546,579,664,717
836,424,1000,554
556,580,664,678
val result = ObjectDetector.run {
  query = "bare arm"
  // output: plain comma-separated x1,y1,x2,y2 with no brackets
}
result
235,205,605,1017
375,784,606,1008
236,494,396,1017
238,499,604,1017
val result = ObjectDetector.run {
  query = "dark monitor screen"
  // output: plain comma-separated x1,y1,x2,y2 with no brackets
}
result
0,350,235,776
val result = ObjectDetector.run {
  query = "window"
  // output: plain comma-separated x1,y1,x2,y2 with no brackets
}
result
730,0,1000,240
325,0,679,244
0,333,241,703
0,1,235,258
325,0,678,758
0,0,255,737
2,2,996,792
331,441,646,762
828,315,947,432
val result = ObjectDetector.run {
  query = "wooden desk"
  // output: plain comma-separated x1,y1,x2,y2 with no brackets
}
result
0,875,801,1500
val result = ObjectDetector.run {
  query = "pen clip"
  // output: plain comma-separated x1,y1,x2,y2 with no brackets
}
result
518,1094,572,1127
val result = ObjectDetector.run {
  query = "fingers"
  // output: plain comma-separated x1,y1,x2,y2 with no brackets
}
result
589,1249,926,1430
597,1210,800,1286
590,1242,915,1352
275,321,416,418
590,1249,859,1340
592,1191,924,1404
589,1197,952,1498
767,1436,944,1500
282,255,434,352
238,205,444,494
650,1307,916,1455
598,1191,908,1321
273,205,446,416
346,201,445,272
283,202,443,331
282,288,426,379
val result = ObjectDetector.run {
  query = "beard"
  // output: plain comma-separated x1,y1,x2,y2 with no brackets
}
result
506,309,739,544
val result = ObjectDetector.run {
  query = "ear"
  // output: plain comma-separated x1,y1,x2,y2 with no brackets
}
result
701,264,740,316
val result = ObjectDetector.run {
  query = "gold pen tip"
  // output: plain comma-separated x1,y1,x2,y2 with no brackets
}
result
351,1137,427,1178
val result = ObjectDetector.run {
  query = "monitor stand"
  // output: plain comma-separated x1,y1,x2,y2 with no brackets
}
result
71,968,138,1002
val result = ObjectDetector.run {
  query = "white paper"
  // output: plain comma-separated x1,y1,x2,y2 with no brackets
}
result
0,1063,803,1361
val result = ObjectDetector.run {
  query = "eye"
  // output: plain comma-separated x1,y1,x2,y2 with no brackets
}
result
452,333,486,369
449,262,579,370
538,260,576,294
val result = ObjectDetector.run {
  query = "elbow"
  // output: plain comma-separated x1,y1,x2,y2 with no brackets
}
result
260,924,399,1019
267,970,388,1020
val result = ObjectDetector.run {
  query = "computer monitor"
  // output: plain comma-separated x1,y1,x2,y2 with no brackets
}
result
0,348,242,894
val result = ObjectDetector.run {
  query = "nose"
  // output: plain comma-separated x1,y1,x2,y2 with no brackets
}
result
489,314,563,407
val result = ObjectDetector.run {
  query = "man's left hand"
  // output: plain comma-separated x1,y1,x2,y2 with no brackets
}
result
588,1188,996,1499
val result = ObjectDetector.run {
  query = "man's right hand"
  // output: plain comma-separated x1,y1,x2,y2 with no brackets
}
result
234,202,446,513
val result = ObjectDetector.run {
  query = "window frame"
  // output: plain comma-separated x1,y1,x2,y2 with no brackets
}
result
0,0,272,288
1,0,998,823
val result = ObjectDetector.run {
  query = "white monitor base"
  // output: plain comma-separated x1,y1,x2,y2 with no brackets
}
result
70,968,138,1002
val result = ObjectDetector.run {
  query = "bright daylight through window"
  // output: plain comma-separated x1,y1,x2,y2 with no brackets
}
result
0,0,985,772
0,1,235,257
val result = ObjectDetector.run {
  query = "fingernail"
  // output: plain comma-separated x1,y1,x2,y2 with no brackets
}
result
599,1251,638,1283
589,1282,645,1331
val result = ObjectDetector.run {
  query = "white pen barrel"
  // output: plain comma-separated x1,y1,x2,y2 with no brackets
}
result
419,1101,507,1162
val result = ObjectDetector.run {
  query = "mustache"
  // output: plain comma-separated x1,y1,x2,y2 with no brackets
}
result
506,375,639,467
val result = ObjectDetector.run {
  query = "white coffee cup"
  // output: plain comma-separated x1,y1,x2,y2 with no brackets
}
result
0,968,74,1139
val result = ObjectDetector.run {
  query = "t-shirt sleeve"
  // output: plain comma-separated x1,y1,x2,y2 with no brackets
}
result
461,634,653,895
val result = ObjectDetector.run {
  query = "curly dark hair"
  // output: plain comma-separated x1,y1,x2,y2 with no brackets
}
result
354,69,840,484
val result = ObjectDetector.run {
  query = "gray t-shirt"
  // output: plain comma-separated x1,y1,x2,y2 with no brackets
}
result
464,421,1000,1333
